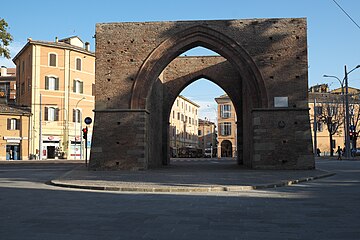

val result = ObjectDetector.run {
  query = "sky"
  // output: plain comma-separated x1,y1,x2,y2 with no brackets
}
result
1,0,360,121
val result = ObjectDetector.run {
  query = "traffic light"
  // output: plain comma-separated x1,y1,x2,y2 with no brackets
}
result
350,131,354,140
82,127,88,140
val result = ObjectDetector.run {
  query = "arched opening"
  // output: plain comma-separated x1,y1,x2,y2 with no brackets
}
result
168,77,230,163
131,25,267,169
220,140,233,158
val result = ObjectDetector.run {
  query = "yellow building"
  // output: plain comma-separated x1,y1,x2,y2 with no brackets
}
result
309,84,360,156
215,94,237,157
198,118,216,157
0,104,31,160
169,95,199,156
13,36,95,160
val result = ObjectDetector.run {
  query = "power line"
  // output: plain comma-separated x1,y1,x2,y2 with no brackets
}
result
332,0,360,30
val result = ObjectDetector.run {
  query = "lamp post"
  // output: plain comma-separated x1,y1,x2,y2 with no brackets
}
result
324,64,360,158
74,97,86,159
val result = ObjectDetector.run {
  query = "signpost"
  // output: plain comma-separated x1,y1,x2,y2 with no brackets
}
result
83,117,92,166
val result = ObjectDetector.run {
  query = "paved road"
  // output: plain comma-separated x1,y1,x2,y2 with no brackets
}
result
0,160,359,240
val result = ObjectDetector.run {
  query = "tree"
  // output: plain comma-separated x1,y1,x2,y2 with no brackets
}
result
0,18,13,59
317,102,344,156
348,95,360,150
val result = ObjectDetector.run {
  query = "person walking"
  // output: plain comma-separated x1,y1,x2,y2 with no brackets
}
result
336,146,342,160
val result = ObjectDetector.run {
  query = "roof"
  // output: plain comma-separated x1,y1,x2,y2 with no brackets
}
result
178,95,200,108
13,38,95,62
58,36,83,43
0,104,31,116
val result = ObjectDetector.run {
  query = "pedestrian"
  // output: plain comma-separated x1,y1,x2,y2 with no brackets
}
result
316,148,321,157
336,146,342,160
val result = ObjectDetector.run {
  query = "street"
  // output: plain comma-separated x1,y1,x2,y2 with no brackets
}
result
0,160,359,240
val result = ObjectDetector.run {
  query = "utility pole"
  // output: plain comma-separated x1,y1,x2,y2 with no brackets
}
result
344,65,351,158
39,94,42,160
313,98,317,157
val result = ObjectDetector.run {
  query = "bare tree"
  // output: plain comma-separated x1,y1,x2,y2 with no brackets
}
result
317,101,344,156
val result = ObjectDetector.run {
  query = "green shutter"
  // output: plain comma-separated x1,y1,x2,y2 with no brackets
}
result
16,119,20,130
7,118,11,130
80,81,83,94
73,80,76,93
44,107,48,121
45,76,49,90
55,108,59,121
55,78,59,90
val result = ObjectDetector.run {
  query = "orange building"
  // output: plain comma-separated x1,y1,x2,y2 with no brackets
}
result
0,104,31,160
215,94,237,157
13,36,95,159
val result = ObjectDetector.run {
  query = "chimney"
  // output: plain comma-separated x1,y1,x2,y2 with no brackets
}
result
55,37,58,43
85,42,90,51
0,66,7,76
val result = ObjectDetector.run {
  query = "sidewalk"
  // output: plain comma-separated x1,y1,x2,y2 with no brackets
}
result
49,159,335,192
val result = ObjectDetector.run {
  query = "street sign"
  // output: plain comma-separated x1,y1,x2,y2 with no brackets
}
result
84,117,92,125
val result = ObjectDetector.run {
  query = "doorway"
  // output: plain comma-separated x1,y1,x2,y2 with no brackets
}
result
221,140,232,157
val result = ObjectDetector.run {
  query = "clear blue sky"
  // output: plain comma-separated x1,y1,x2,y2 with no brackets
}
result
1,0,360,120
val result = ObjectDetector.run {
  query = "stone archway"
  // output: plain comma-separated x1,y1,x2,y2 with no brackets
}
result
90,18,315,170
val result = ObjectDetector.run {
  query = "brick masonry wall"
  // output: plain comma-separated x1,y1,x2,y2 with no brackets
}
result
252,109,314,169
91,18,314,170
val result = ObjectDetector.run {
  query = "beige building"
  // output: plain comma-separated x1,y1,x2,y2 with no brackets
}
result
13,36,95,160
309,84,360,156
215,94,237,157
169,95,199,156
198,118,217,157
0,104,31,160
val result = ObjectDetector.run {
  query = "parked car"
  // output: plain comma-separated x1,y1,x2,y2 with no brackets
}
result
351,148,360,157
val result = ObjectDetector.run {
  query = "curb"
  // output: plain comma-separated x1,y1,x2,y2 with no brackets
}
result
47,171,336,193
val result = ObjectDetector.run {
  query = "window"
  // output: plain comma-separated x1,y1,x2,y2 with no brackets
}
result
220,105,231,118
7,118,20,130
219,122,232,136
177,100,179,107
172,111,175,119
198,130,202,136
49,53,57,67
181,114,184,121
73,109,81,123
45,107,59,121
76,58,82,71
177,112,180,120
73,79,83,94
45,76,59,90
92,83,95,96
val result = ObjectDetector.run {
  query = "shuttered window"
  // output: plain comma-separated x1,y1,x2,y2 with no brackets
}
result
73,79,83,94
76,58,82,71
45,107,59,121
49,53,57,67
45,76,59,90
73,109,81,123
7,118,20,130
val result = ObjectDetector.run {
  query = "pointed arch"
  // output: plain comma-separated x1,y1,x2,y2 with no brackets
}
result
130,25,268,109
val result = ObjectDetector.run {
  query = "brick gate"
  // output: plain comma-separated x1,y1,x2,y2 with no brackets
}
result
90,18,314,170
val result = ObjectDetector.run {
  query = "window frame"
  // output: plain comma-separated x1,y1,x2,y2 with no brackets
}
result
73,79,84,94
45,76,59,91
75,57,82,71
219,122,232,136
220,104,231,118
48,53,57,67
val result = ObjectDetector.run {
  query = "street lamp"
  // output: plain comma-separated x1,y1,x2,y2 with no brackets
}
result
324,64,360,158
74,97,86,159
